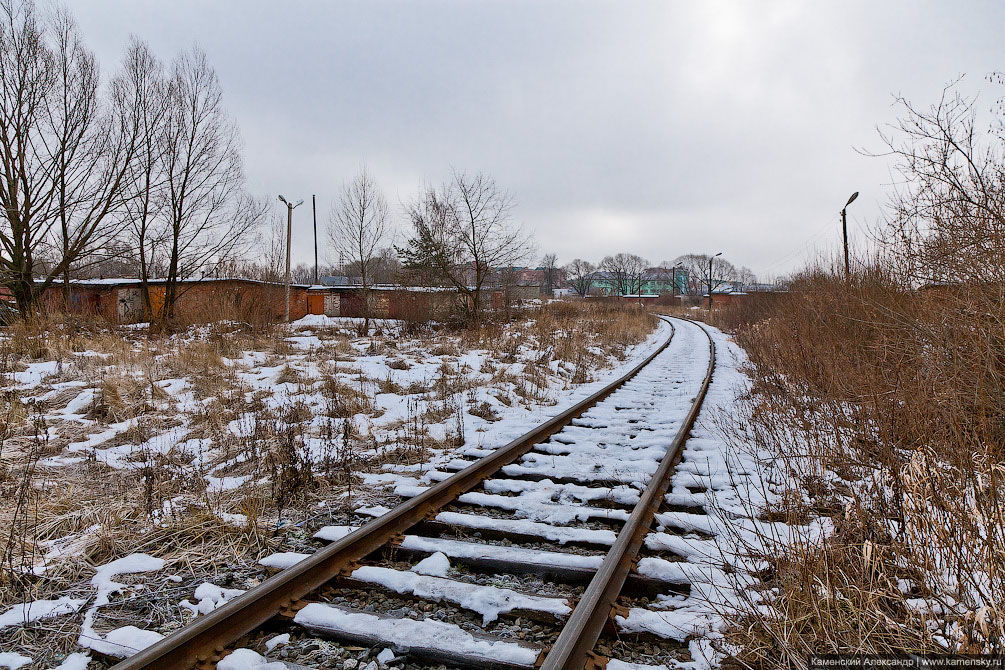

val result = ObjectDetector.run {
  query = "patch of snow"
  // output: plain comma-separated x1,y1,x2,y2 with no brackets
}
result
264,633,290,651
434,511,616,546
78,553,164,657
312,525,358,542
0,597,86,630
410,552,451,577
217,649,286,670
455,491,628,525
259,552,310,569
0,653,31,670
400,535,603,571
180,582,245,616
294,604,539,667
87,626,164,658
205,474,252,492
49,653,91,670
355,504,392,518
352,565,569,625
607,661,670,670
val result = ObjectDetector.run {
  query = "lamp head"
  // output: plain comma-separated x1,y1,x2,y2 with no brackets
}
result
278,195,289,206
845,191,859,207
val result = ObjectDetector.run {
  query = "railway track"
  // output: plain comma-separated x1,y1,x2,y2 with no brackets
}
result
112,316,716,670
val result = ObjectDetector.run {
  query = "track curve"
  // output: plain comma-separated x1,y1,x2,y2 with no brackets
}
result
110,316,716,670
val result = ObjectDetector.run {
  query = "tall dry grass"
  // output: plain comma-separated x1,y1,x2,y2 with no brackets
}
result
706,267,1005,664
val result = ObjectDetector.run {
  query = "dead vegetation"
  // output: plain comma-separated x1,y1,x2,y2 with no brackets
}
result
702,269,1005,664
0,299,656,658
687,81,1005,665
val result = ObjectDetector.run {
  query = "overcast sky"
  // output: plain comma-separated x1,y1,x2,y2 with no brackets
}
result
70,0,1003,280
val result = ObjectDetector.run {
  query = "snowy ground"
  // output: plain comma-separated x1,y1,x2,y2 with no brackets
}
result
0,315,797,669
0,307,657,667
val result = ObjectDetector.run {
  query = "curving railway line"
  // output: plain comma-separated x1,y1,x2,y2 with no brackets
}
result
111,316,717,670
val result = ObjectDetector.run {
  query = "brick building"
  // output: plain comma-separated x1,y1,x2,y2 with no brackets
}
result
304,285,459,321
41,278,310,324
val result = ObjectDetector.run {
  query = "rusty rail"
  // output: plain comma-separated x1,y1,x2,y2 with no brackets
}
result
111,318,678,670
539,318,715,670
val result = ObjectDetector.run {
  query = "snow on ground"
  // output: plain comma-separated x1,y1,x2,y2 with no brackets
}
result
0,653,31,670
1,313,787,667
610,321,803,670
78,553,165,658
0,598,86,630
18,314,669,531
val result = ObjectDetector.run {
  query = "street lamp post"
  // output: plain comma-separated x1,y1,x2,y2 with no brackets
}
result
841,191,859,279
708,252,722,312
312,195,319,286
278,195,304,322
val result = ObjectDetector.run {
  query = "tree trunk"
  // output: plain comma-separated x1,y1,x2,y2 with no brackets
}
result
163,224,181,328
361,266,370,335
139,242,153,321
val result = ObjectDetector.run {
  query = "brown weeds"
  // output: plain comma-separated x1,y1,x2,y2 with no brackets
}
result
708,267,1005,663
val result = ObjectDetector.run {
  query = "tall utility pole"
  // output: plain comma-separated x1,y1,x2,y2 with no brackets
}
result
841,191,859,280
312,195,319,285
278,195,304,322
708,252,722,312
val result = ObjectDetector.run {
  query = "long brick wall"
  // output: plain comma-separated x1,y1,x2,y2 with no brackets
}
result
41,279,308,325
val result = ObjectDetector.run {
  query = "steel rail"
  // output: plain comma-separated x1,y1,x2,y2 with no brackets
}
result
539,318,716,670
111,317,678,670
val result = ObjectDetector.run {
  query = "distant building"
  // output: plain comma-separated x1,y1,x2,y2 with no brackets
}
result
590,267,688,297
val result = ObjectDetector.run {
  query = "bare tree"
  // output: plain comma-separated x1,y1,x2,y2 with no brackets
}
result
540,253,558,296
400,171,532,326
119,37,170,317
159,47,263,325
0,1,141,313
873,78,1005,286
564,259,596,297
674,253,737,297
328,166,390,333
260,213,287,282
372,246,401,284
290,263,314,285
600,253,649,296
737,265,757,286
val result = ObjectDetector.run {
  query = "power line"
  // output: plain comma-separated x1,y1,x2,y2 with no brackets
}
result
758,213,841,276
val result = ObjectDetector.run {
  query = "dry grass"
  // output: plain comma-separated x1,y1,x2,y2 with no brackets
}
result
0,300,658,654
702,266,1005,665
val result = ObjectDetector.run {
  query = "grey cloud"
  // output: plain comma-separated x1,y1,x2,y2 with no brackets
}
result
70,0,1004,279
